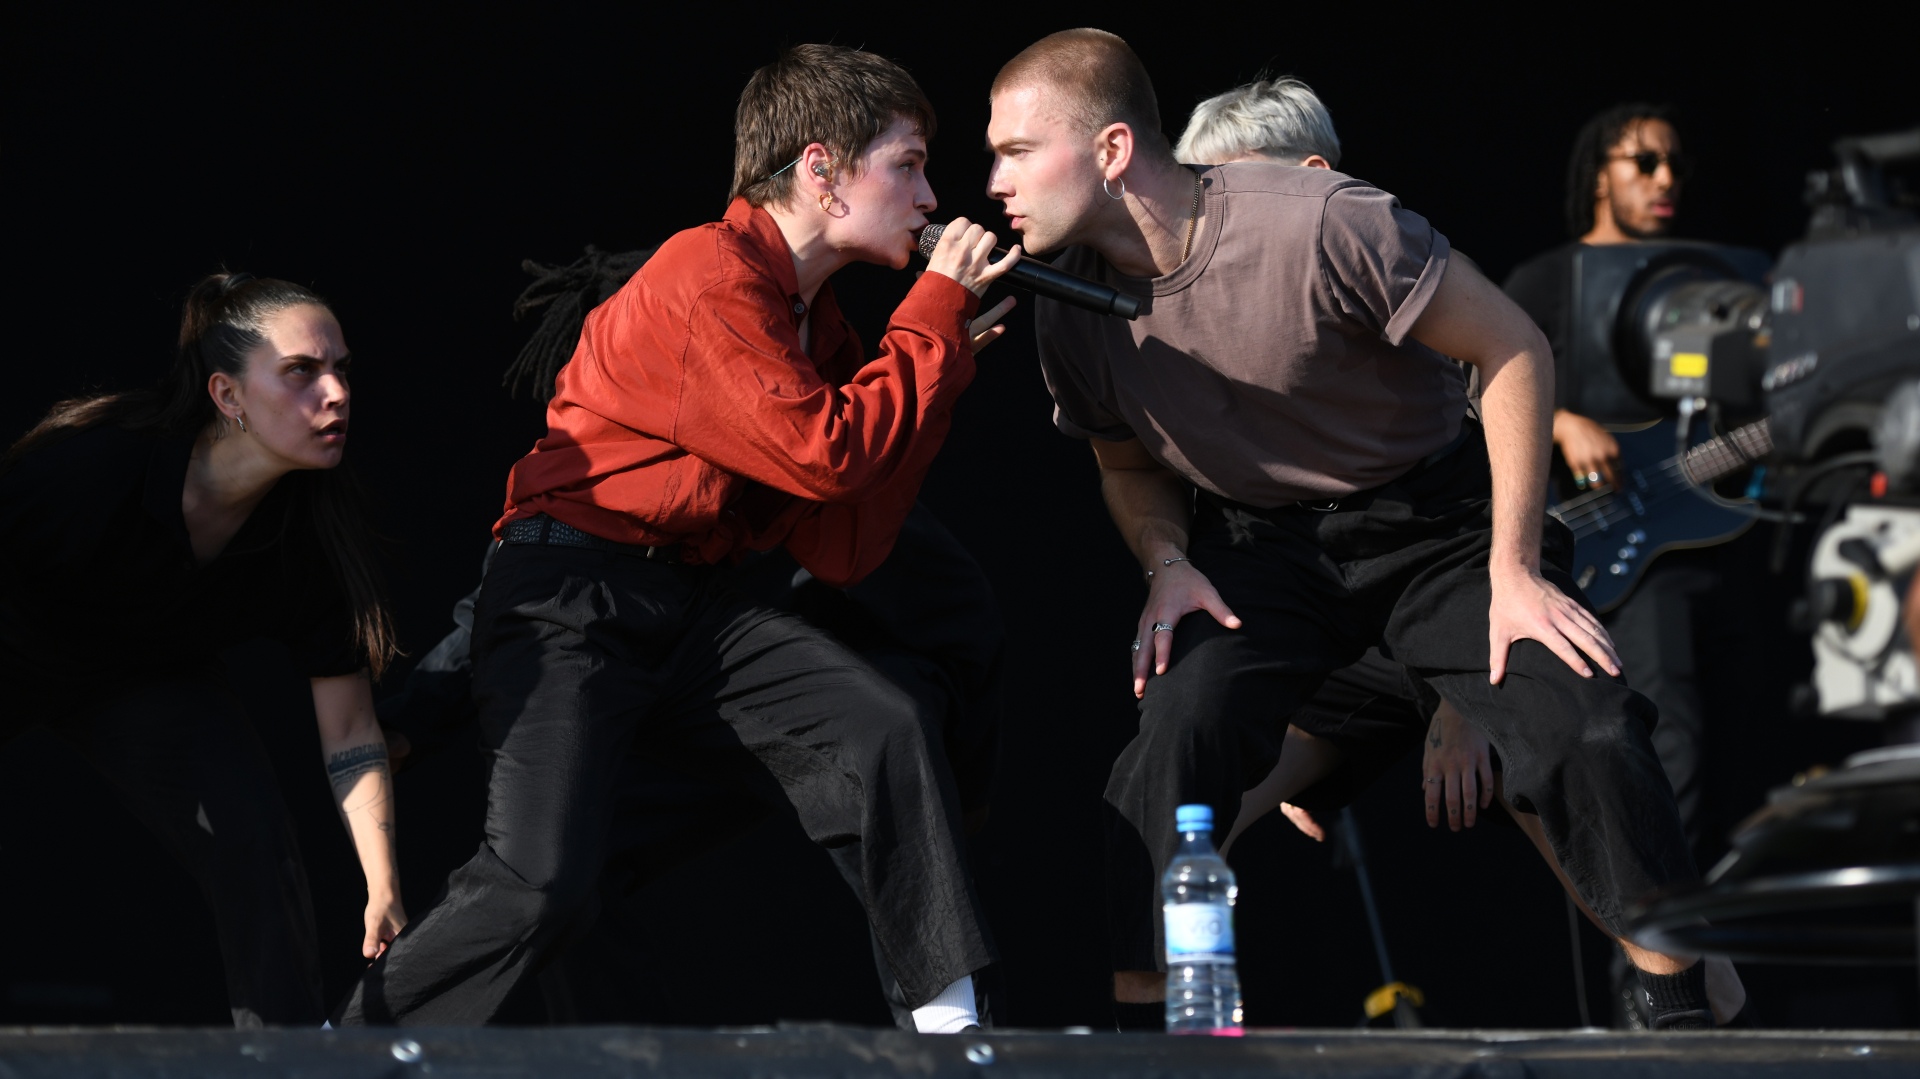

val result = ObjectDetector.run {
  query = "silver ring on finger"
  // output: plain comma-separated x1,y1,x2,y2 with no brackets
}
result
1152,622,1176,633
1131,639,1142,653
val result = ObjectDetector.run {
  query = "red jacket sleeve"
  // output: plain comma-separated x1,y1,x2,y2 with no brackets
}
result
778,277,981,587
664,270,977,505
779,408,953,588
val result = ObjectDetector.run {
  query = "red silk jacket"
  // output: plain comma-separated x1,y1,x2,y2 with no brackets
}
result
496,198,979,587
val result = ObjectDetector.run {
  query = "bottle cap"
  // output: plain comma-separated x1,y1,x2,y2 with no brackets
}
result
1175,804,1213,831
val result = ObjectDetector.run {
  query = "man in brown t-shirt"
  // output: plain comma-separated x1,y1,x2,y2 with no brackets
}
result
987,30,1714,1031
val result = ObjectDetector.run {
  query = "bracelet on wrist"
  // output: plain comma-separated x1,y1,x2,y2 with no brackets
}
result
1144,553,1192,581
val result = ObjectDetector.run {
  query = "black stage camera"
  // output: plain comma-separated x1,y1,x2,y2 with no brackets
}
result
1565,129,1920,721
1623,128,1920,462
1620,129,1920,967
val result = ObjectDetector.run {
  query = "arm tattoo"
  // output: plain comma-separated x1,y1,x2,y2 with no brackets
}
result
327,743,390,793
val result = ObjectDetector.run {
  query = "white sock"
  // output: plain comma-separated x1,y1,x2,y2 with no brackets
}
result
911,975,978,1034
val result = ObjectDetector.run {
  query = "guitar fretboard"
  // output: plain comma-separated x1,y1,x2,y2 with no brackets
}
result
1679,420,1773,486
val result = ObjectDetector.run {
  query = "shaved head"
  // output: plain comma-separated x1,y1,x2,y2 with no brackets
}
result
991,28,1168,157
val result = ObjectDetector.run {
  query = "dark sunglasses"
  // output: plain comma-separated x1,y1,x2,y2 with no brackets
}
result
1612,150,1691,179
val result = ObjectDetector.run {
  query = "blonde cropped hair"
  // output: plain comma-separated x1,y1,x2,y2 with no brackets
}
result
1174,77,1341,168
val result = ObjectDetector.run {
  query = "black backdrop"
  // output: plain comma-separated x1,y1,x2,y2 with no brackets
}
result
3,3,1914,1031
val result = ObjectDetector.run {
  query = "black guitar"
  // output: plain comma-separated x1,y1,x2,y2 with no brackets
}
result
1551,418,1772,612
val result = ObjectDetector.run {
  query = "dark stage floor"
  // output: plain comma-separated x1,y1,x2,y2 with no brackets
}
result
1,1024,1915,1077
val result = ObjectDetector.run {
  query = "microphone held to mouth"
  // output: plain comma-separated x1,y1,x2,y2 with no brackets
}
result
916,224,1140,320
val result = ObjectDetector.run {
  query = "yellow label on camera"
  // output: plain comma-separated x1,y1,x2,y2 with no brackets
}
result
1670,352,1709,378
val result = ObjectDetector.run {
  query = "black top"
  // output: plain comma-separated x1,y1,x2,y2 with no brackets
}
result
0,425,359,717
1502,242,1579,412
1504,241,1672,425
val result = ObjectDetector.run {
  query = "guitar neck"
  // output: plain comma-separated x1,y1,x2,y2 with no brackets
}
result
1678,419,1773,486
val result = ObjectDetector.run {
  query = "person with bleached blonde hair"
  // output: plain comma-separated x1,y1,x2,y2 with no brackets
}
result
1174,76,1340,168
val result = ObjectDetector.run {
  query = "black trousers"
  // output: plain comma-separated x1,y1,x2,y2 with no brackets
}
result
1603,550,1718,853
1105,428,1695,971
28,674,325,1027
541,756,986,1030
339,540,993,1024
375,503,1004,1028
732,504,1004,823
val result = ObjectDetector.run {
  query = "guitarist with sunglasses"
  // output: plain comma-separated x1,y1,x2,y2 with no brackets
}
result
1505,103,1715,849
1504,105,1745,1024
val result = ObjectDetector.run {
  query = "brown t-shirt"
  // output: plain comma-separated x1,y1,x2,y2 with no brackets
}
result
1035,162,1468,508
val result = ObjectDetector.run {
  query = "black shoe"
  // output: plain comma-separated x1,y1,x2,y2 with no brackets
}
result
1652,1009,1713,1031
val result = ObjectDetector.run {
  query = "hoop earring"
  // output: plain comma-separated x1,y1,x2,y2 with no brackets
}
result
1103,177,1127,200
820,193,835,213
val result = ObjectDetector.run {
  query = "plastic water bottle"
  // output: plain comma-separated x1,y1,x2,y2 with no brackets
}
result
1163,803,1243,1034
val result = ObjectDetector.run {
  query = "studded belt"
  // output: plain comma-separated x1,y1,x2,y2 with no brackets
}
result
501,514,682,562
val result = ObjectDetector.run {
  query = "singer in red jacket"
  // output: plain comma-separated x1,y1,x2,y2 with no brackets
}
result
336,44,1019,1030
500,196,975,586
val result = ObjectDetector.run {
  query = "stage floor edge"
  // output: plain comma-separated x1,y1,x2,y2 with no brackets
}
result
0,1024,1915,1077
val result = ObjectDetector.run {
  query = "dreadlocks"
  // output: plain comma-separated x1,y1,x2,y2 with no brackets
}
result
503,245,656,401
1564,102,1675,238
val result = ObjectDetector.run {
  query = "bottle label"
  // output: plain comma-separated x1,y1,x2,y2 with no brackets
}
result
1164,902,1234,957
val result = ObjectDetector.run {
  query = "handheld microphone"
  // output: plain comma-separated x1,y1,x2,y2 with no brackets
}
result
918,224,1141,320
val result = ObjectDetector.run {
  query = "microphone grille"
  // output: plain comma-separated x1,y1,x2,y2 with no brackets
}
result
916,223,945,260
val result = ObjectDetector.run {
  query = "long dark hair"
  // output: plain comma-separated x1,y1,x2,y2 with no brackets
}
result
1565,102,1675,238
4,272,397,678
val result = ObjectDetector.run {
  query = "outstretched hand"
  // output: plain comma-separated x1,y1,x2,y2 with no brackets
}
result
1487,566,1620,685
1133,562,1240,698
1422,700,1493,830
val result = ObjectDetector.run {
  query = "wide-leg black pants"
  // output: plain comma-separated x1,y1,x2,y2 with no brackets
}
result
29,675,326,1026
339,541,993,1024
1105,428,1696,971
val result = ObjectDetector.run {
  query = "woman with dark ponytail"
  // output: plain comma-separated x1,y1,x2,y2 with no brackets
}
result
0,272,405,1026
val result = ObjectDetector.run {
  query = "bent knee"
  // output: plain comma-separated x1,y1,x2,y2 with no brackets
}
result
1504,699,1660,792
471,847,598,932
1136,688,1238,747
